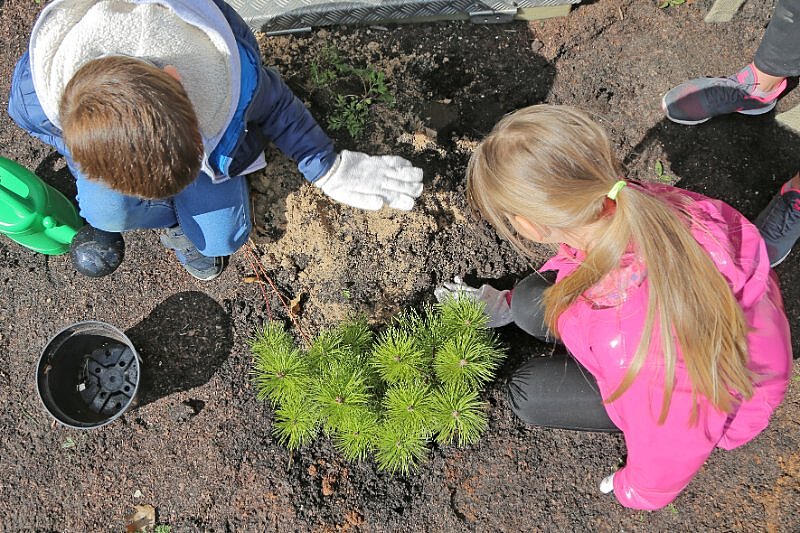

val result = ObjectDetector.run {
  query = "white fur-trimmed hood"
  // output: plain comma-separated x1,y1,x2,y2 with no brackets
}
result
29,0,241,155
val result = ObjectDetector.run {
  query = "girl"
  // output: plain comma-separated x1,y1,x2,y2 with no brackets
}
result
462,105,792,510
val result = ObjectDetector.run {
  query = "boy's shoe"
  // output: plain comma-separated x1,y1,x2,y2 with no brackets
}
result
662,63,787,125
754,181,800,267
160,226,226,281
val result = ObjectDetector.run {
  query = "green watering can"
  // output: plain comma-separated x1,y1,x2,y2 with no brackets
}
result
0,155,83,254
0,156,125,276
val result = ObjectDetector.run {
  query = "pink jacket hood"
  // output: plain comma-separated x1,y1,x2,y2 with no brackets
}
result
539,183,792,510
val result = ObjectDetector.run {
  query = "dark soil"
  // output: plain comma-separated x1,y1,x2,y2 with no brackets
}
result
1,0,798,530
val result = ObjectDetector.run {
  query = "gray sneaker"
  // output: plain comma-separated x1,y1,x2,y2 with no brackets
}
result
754,181,800,267
662,64,786,125
160,226,226,281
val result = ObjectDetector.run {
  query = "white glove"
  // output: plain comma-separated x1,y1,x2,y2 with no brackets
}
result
599,472,615,494
314,150,424,211
434,276,514,328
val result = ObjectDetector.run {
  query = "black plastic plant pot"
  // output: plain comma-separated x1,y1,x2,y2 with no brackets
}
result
36,321,141,429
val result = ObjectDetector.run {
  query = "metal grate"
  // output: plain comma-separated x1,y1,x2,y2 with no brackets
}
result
228,0,579,34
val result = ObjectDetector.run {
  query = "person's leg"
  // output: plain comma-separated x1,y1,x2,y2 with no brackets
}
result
662,0,798,125
160,172,251,280
755,170,800,266
753,0,800,79
172,173,252,257
507,273,618,432
75,175,177,232
507,350,619,432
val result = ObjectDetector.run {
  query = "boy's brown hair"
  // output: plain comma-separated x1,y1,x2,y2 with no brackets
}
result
60,56,203,199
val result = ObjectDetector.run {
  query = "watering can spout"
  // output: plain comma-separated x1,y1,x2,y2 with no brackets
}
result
42,215,80,245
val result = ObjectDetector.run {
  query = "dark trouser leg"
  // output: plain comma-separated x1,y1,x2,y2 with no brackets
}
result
754,0,800,77
507,351,620,432
507,273,619,432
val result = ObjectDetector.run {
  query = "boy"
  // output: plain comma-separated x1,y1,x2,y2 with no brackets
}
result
9,0,423,280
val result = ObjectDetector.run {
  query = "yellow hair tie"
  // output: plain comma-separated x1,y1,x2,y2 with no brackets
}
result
606,180,626,201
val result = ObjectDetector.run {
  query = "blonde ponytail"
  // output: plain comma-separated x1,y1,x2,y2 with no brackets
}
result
467,105,752,422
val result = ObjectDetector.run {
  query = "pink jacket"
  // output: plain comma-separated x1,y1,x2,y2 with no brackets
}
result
539,183,792,510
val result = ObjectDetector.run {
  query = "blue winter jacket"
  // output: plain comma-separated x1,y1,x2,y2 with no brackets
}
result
8,0,337,185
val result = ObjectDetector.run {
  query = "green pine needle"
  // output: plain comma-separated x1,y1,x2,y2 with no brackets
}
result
251,299,508,472
307,330,350,371
431,384,487,446
433,332,502,389
436,296,490,337
273,399,320,450
332,407,379,461
315,365,371,431
383,383,435,433
337,318,373,356
308,319,373,374
374,423,428,474
397,305,441,359
370,328,428,384
250,321,297,355
251,324,311,405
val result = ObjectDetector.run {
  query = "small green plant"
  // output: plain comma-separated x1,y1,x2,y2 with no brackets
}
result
154,526,172,533
309,46,395,138
659,0,686,8
251,297,506,473
430,384,487,446
653,160,674,183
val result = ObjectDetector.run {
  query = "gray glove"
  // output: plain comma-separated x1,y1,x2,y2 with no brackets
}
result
434,276,514,328
314,150,424,211
599,472,615,494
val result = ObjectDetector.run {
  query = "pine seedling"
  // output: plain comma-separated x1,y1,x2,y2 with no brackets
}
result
307,329,350,372
337,317,373,357
332,406,379,461
396,305,441,359
433,331,503,390
316,364,371,432
383,383,435,434
250,321,296,354
370,327,428,384
374,422,428,474
252,323,311,405
430,384,487,446
336,319,379,386
308,319,373,374
436,296,490,339
273,398,321,450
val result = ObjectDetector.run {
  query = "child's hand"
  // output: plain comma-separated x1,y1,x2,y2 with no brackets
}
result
434,277,514,328
314,150,423,211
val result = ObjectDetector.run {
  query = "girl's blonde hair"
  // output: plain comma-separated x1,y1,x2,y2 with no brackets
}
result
467,105,752,423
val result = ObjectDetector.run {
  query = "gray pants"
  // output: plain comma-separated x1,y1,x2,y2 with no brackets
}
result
755,0,800,77
506,274,619,433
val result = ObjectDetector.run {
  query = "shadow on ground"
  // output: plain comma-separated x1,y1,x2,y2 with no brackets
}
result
126,291,233,407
